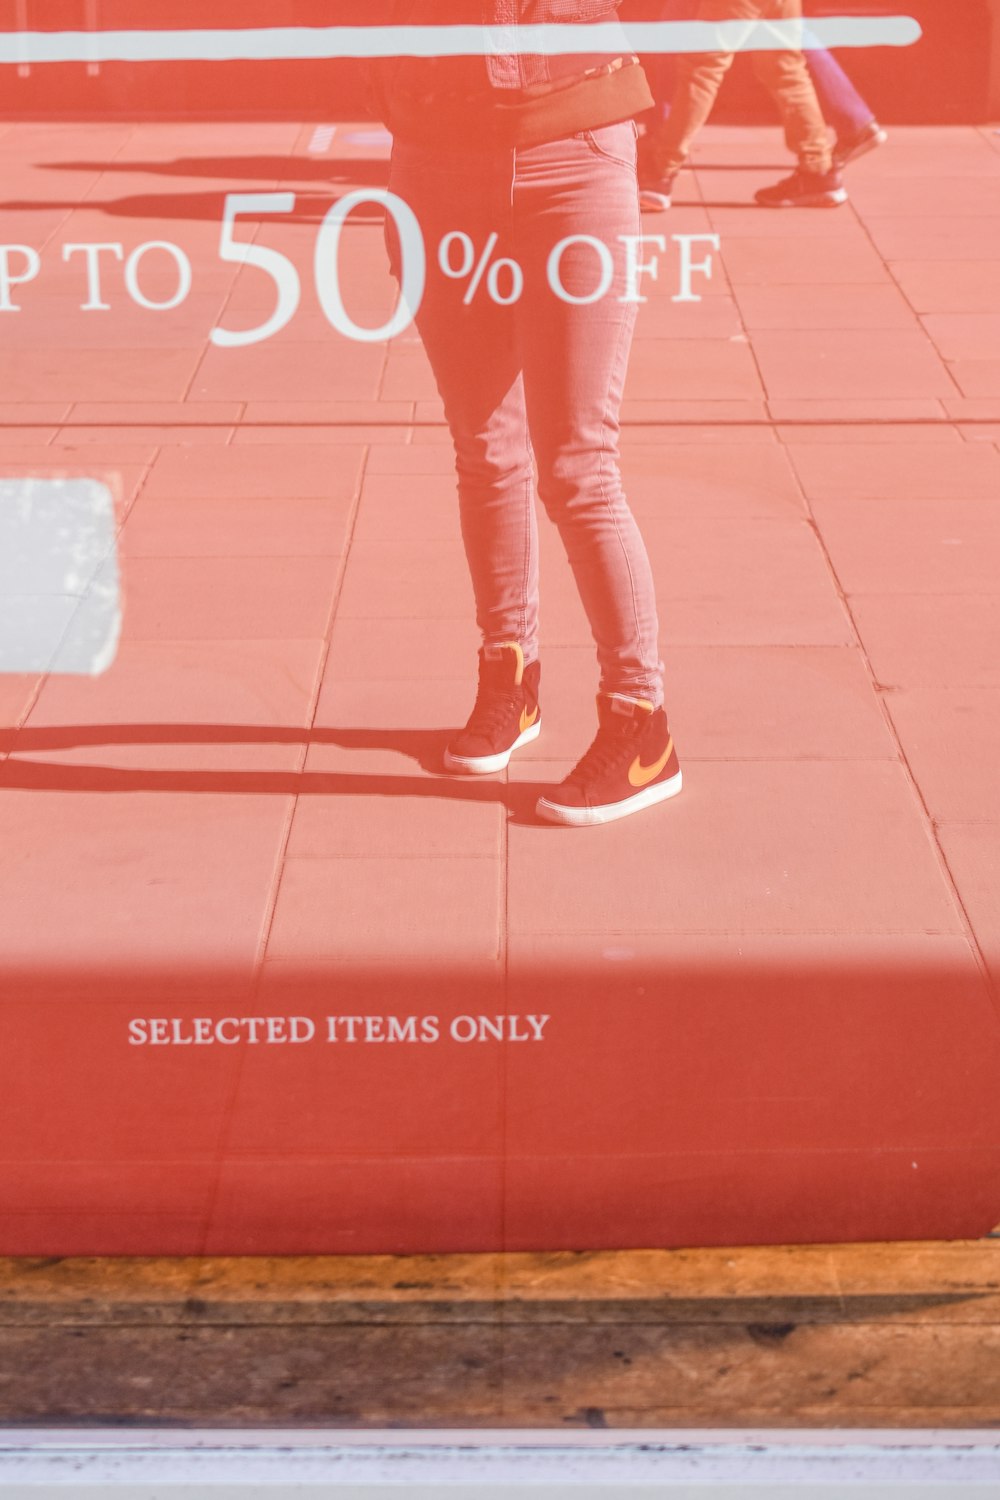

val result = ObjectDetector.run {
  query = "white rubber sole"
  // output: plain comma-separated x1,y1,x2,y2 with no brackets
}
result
536,769,683,828
443,718,541,775
757,188,848,208
639,188,672,212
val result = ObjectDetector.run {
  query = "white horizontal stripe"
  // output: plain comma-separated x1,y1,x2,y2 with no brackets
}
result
1,1430,999,1490
0,17,922,66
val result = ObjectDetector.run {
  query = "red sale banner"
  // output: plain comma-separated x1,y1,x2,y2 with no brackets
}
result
2,2,1000,1255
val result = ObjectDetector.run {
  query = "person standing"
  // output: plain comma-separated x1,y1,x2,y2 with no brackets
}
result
374,1,683,826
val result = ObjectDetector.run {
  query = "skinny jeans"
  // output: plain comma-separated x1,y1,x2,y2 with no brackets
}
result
386,120,665,707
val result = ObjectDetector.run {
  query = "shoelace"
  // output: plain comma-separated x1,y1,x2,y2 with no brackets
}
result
466,685,521,738
565,722,638,786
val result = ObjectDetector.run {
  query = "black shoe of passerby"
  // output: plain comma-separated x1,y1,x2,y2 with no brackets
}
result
755,167,848,208
833,120,888,169
443,643,541,775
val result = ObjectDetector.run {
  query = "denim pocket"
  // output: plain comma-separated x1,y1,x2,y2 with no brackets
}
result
579,120,638,169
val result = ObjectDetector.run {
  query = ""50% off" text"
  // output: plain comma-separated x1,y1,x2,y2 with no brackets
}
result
1,189,722,346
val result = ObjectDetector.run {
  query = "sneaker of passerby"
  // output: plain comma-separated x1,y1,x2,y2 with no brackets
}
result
755,165,847,207
832,118,888,168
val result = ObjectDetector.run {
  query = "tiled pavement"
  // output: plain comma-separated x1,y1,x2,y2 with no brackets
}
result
2,120,1000,1254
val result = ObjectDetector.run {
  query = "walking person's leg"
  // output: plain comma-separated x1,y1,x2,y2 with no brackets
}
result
752,39,831,173
655,44,737,171
750,0,848,205
638,0,692,125
640,0,768,209
805,47,869,140
636,0,689,204
805,47,888,166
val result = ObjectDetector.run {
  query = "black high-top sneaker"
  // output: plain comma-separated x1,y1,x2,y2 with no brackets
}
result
536,693,682,827
754,167,848,208
443,642,541,775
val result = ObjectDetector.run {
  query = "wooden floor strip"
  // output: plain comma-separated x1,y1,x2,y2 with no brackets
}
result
1,1243,999,1426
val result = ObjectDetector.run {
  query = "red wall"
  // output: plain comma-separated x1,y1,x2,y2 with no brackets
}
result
1,0,994,123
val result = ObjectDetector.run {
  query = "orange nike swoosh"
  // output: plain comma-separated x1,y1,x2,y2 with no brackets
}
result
628,737,673,789
519,706,539,734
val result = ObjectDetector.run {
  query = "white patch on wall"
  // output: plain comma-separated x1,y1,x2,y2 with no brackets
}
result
0,478,121,675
